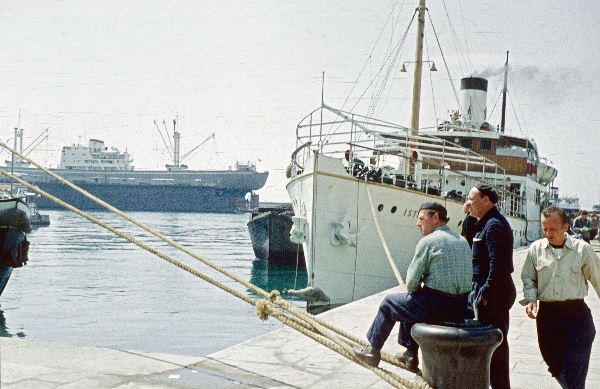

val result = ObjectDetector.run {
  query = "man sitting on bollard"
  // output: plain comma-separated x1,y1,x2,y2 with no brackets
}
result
522,206,600,389
353,202,472,371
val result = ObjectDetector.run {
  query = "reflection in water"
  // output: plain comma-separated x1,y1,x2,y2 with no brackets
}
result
1,211,310,356
249,259,307,301
0,308,25,338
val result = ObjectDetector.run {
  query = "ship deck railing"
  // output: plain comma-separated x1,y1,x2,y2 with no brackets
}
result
291,105,527,219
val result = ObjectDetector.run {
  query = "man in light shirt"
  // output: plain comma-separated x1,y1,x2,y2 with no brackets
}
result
522,206,600,389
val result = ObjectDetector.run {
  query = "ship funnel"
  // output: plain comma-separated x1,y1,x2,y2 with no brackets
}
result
460,77,488,129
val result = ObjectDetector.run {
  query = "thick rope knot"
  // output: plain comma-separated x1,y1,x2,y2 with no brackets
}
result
268,290,281,302
255,299,273,321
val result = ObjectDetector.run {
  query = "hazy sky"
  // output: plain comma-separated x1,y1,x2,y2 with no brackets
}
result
1,0,599,206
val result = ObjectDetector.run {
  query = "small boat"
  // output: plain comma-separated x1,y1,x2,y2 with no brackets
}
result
0,197,31,217
0,196,32,297
0,187,49,226
27,202,50,226
247,203,304,267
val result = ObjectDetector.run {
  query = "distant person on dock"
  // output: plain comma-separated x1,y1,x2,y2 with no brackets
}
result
521,206,600,389
566,211,575,235
465,183,516,389
461,202,477,247
572,210,591,243
588,212,598,241
353,202,472,371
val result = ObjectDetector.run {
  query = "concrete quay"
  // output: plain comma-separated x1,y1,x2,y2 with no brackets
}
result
2,242,600,388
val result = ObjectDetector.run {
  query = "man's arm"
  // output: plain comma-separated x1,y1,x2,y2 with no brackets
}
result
480,221,513,302
582,245,600,298
521,248,539,319
405,240,430,293
572,218,581,233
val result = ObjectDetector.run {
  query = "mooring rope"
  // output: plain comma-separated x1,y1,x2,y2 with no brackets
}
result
364,177,406,290
0,141,430,389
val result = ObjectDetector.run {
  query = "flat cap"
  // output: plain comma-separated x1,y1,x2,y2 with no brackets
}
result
475,183,499,204
418,201,448,221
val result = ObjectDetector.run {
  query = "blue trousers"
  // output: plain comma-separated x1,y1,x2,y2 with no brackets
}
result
537,300,596,389
477,303,511,389
366,287,468,351
468,278,516,389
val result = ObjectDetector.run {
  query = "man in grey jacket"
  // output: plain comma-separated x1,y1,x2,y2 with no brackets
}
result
353,202,472,371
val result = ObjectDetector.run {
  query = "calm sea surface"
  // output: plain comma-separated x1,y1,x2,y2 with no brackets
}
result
0,210,307,357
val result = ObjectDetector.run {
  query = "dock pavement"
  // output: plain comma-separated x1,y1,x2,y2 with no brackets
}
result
2,242,600,388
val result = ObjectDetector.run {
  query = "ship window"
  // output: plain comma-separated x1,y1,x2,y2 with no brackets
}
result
480,139,492,150
391,206,397,213
377,204,384,212
461,139,473,149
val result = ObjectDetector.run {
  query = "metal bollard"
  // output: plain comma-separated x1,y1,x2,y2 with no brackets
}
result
411,321,502,389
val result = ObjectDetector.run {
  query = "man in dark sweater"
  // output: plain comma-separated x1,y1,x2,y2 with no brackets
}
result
466,184,516,389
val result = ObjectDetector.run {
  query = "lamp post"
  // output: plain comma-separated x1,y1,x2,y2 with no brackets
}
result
400,60,438,73
399,58,437,148
400,58,437,180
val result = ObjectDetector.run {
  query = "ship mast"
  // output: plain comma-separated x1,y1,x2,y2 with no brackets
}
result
409,0,426,136
500,51,509,133
173,118,181,167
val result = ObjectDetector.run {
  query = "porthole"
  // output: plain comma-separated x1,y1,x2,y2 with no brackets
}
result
391,206,397,213
378,204,384,212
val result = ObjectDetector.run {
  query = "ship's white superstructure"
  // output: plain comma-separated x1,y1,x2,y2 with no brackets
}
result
60,139,133,171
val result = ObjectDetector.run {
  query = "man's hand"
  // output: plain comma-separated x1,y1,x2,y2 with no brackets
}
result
525,300,538,319
482,298,488,306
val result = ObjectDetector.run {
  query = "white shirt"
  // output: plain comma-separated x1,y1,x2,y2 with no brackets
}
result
521,234,600,302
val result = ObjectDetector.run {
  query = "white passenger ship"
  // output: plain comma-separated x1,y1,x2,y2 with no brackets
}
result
286,0,557,309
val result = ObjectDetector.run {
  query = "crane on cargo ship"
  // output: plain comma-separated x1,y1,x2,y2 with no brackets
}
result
153,118,215,171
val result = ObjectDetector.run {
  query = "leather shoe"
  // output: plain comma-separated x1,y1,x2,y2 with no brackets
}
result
353,345,381,367
396,350,419,372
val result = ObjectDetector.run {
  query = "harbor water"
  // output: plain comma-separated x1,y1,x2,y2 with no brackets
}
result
0,210,307,357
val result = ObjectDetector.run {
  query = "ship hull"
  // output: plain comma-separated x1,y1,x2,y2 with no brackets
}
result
1,167,269,213
30,182,256,213
288,153,535,309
